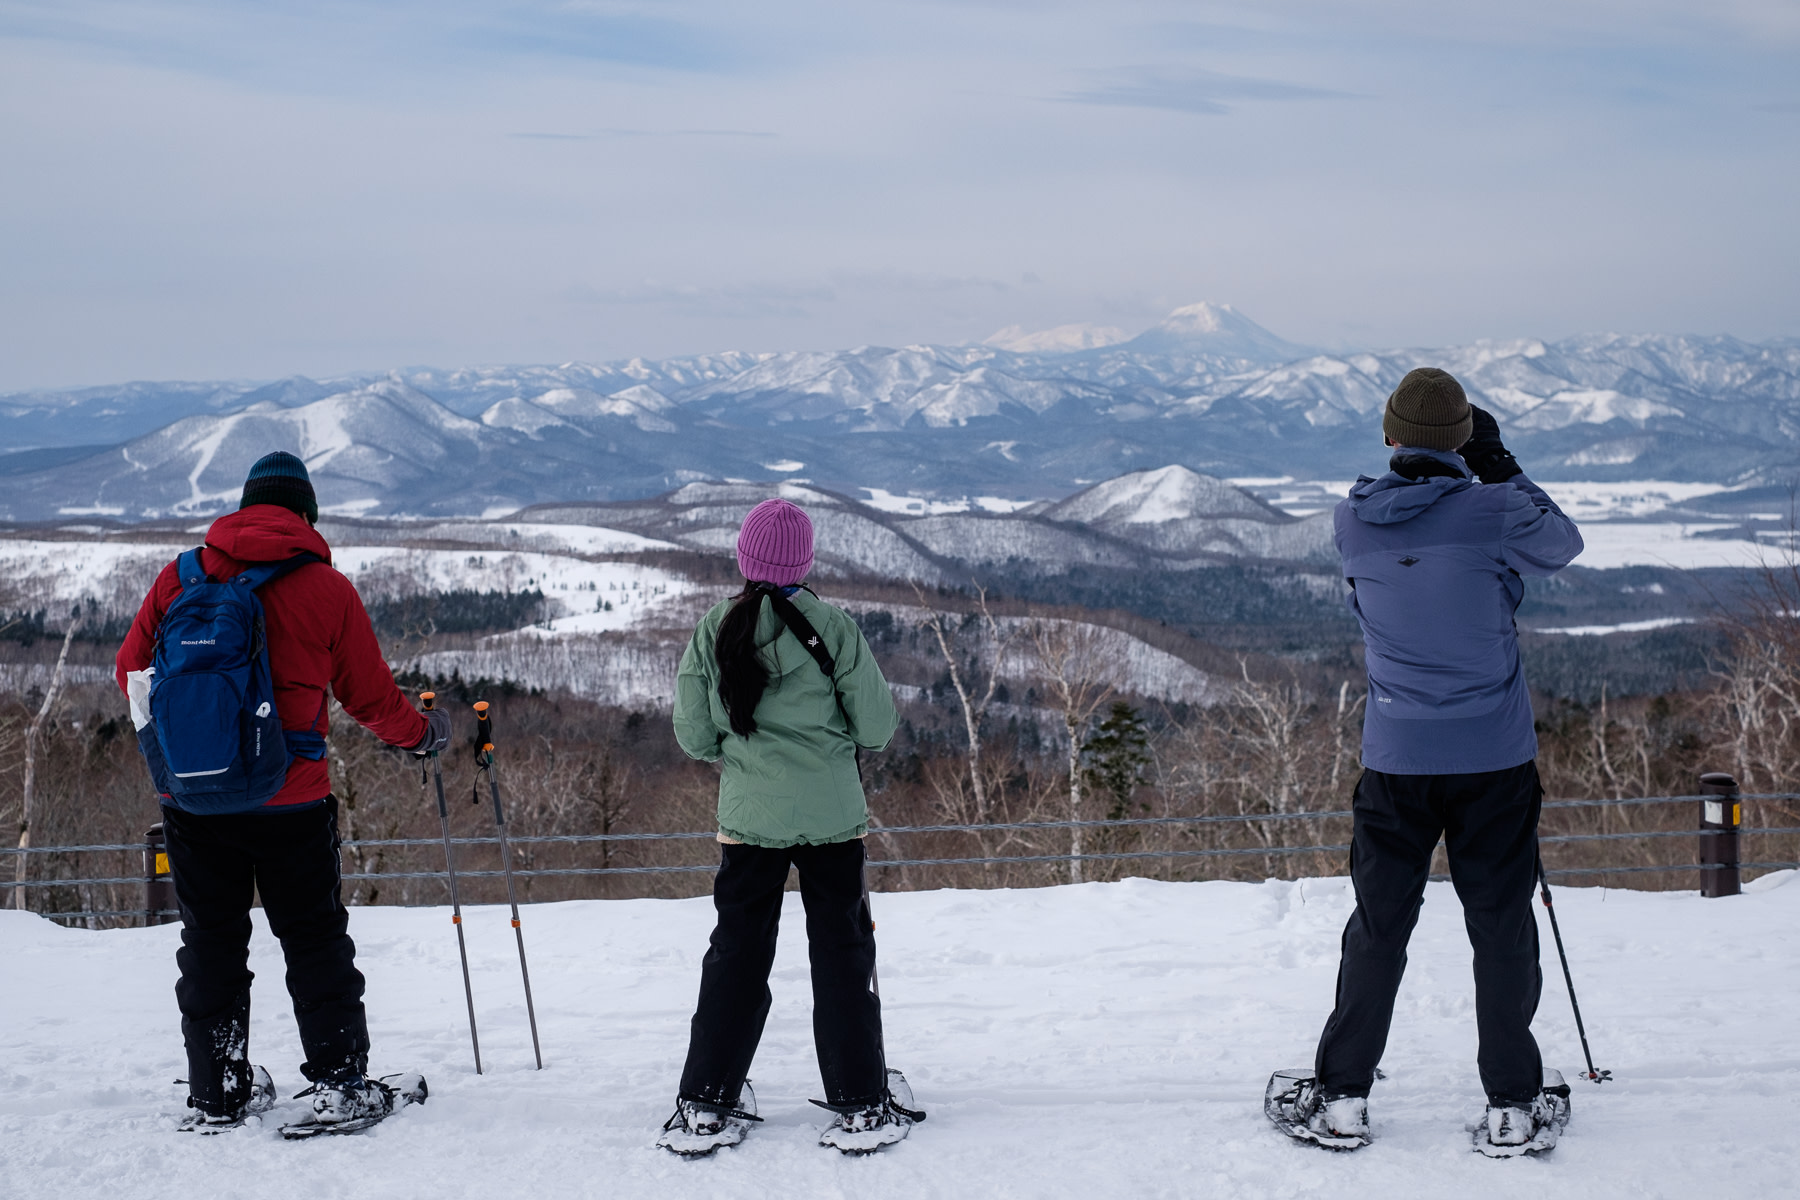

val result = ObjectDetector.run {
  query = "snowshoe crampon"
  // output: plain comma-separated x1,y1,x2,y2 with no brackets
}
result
1264,1069,1371,1152
280,1072,427,1140
1469,1069,1572,1158
177,1065,277,1134
815,1069,926,1156
657,1082,761,1157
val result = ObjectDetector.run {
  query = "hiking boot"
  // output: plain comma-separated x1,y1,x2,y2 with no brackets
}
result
178,1065,276,1132
819,1101,912,1154
817,1071,925,1155
308,1074,396,1124
1307,1093,1369,1140
656,1083,760,1157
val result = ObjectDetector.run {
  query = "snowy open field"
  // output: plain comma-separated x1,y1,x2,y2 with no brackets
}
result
3,873,1797,1200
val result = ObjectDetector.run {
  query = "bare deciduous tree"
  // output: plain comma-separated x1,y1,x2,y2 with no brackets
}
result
1029,617,1112,883
914,584,1018,824
14,615,80,910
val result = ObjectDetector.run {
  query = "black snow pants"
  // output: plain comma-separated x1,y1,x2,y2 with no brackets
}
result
1314,762,1545,1107
678,838,886,1111
161,797,368,1115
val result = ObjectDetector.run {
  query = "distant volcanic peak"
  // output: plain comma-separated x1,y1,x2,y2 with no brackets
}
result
1122,301,1312,364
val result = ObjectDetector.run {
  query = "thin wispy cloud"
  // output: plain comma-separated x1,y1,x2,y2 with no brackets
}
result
509,129,779,141
1061,65,1355,116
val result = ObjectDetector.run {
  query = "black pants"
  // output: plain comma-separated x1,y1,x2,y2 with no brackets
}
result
1314,763,1545,1107
678,839,886,1110
161,797,368,1114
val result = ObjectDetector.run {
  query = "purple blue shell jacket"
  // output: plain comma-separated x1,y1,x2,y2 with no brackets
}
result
1334,448,1584,775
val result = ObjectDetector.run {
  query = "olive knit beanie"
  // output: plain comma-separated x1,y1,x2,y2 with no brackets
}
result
735,498,814,586
1383,367,1473,452
240,451,318,524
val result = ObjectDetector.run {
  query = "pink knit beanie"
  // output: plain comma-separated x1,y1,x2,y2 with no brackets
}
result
735,498,814,586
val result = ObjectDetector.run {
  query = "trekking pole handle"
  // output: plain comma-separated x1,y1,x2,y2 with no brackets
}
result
474,701,494,756
421,691,436,712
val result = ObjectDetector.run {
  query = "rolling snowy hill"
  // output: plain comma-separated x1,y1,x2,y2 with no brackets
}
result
2,873,1796,1199
4,305,1799,520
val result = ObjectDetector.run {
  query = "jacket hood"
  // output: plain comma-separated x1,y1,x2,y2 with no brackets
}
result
1347,448,1475,526
205,505,333,565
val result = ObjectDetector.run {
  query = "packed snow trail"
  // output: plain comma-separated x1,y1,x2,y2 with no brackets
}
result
3,874,1797,1199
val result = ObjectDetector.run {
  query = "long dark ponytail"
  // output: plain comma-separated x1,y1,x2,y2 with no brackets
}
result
716,582,773,737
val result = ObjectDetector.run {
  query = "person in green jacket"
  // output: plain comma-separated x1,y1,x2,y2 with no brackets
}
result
657,497,924,1157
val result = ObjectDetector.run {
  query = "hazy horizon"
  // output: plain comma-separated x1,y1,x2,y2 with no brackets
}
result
6,300,1798,398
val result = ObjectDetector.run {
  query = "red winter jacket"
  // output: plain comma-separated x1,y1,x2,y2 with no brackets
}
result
115,505,427,808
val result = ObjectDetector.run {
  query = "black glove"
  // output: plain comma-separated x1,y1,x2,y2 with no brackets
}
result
411,706,452,756
1460,404,1522,484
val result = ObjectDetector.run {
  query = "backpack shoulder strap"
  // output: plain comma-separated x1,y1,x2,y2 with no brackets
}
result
763,586,862,759
763,586,837,679
174,547,210,591
232,552,324,592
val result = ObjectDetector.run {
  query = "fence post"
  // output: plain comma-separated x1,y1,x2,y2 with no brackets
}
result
1697,773,1742,898
144,825,178,927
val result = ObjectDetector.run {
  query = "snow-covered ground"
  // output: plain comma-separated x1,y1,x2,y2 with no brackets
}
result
1565,523,1779,570
0,539,696,633
3,873,1796,1199
1233,479,1792,570
858,487,1039,516
1532,617,1696,637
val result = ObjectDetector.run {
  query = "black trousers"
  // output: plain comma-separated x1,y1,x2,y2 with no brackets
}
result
161,797,368,1113
678,839,886,1110
1314,762,1545,1107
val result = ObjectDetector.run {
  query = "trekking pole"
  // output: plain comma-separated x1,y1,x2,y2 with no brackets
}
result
474,701,543,1069
1536,857,1609,1083
423,692,482,1075
861,868,881,1001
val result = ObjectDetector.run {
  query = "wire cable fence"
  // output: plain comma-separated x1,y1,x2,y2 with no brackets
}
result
9,787,1799,926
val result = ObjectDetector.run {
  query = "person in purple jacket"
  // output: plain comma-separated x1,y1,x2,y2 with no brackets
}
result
1288,368,1583,1154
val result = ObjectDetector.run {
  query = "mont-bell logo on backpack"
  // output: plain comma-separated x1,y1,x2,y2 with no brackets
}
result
138,547,319,814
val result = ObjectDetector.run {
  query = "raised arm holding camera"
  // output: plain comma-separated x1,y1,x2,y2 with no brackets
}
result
1269,368,1584,1156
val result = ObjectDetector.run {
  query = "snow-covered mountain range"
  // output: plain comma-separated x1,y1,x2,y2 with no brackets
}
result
515,467,1337,580
3,303,1798,520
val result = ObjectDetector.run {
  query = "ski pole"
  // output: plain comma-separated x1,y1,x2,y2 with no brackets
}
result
423,691,482,1075
474,701,543,1069
1536,857,1609,1083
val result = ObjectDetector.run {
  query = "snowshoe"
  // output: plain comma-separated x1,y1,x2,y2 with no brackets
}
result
280,1072,427,1139
814,1069,926,1155
656,1082,761,1157
1264,1069,1371,1151
177,1065,277,1134
1469,1069,1572,1158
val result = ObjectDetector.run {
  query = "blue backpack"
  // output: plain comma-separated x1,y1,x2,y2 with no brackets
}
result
137,548,324,814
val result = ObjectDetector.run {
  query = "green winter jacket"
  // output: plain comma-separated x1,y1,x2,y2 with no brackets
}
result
674,589,899,848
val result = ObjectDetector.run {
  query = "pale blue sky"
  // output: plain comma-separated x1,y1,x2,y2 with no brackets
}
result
1,0,1796,390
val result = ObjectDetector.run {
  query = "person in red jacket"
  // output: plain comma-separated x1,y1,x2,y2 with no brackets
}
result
116,451,450,1130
